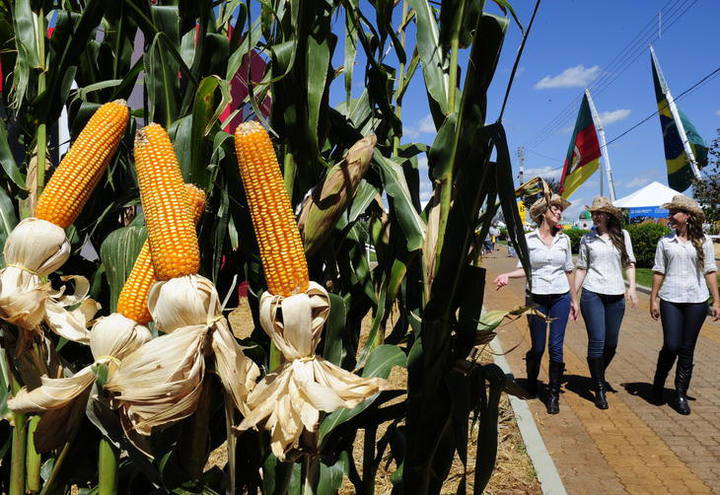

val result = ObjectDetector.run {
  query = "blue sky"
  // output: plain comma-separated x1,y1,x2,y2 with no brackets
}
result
330,0,720,221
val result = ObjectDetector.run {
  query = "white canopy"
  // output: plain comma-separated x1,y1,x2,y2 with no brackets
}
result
612,181,681,208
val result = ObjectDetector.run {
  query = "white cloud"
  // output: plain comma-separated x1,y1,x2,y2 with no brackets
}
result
597,109,631,126
623,177,652,189
417,154,428,172
403,114,435,139
418,154,432,209
534,65,600,89
525,166,563,180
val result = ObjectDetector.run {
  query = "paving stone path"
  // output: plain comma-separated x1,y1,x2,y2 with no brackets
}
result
484,255,720,494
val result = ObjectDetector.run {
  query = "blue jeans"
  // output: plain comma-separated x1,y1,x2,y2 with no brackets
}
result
659,299,707,369
580,289,625,358
527,292,571,363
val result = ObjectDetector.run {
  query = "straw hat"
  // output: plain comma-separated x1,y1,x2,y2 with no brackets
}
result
661,194,704,219
529,194,571,223
586,196,623,221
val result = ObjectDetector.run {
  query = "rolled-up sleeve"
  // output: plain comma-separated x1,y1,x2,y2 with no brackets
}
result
704,238,718,274
624,230,636,265
576,236,588,270
652,239,666,274
564,237,574,272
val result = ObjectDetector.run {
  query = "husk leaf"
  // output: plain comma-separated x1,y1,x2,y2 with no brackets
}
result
238,282,388,460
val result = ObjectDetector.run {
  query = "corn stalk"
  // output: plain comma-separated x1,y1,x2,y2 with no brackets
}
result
0,0,535,493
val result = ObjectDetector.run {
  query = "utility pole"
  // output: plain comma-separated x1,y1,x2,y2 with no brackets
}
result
517,146,525,186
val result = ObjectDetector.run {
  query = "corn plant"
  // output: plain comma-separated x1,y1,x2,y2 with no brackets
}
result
0,0,537,493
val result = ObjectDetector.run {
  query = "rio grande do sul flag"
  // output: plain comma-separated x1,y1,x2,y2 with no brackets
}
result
559,93,601,199
651,49,708,192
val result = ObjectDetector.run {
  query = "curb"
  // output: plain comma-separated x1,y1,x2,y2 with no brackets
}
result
490,337,567,495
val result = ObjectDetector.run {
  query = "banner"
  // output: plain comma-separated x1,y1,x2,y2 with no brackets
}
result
651,48,708,192
559,93,601,199
517,200,526,223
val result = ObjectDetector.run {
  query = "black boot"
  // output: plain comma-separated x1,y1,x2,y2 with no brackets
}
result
546,361,564,415
602,346,617,392
651,349,675,405
674,363,693,415
525,351,542,397
587,357,608,409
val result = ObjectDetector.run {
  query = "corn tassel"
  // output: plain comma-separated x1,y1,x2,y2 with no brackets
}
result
233,121,308,297
134,124,200,281
35,100,129,228
116,184,206,324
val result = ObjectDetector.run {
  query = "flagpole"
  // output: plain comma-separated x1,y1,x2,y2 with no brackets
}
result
585,89,617,201
650,46,702,181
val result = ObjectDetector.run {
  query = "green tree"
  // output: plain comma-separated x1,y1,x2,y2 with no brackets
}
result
692,129,720,231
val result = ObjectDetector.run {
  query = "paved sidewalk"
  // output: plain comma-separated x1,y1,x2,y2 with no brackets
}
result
484,256,720,495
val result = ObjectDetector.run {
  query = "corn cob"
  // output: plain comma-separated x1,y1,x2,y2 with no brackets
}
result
134,124,200,281
234,121,309,297
35,100,129,228
117,184,206,324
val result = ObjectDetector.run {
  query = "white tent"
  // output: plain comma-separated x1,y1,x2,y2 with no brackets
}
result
612,181,681,208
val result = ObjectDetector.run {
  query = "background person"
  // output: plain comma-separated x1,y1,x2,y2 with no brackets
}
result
494,194,579,415
574,197,637,410
649,195,720,415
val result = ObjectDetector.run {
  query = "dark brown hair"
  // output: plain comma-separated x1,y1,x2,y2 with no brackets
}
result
607,215,631,267
686,212,705,270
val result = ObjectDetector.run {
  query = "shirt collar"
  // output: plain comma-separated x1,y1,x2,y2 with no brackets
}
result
529,228,564,245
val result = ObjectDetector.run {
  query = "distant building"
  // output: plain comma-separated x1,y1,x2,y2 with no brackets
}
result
575,210,593,230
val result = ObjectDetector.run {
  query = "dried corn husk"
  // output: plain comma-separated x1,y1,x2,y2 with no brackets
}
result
106,275,258,444
7,313,151,450
9,313,151,413
0,218,98,343
238,282,389,460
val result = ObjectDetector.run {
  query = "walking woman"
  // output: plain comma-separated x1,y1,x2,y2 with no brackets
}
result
574,197,637,410
494,194,579,414
650,194,720,415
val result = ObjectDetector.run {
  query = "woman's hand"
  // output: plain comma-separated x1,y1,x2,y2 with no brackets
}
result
493,273,510,290
650,298,660,320
626,288,638,308
711,301,720,322
570,300,579,321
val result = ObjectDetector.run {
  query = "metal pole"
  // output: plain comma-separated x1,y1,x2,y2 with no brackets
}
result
650,47,702,180
517,146,525,186
585,89,617,200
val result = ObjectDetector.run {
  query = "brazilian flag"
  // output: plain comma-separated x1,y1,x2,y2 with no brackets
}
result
559,93,601,199
651,48,708,192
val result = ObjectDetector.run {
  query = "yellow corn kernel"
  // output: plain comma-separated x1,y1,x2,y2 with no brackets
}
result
116,184,207,324
35,100,130,228
134,124,200,281
234,121,309,297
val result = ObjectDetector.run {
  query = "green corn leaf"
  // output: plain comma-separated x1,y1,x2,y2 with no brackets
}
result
319,344,406,445
99,225,147,313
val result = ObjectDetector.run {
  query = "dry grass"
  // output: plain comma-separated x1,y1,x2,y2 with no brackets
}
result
338,392,540,494
337,315,541,494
